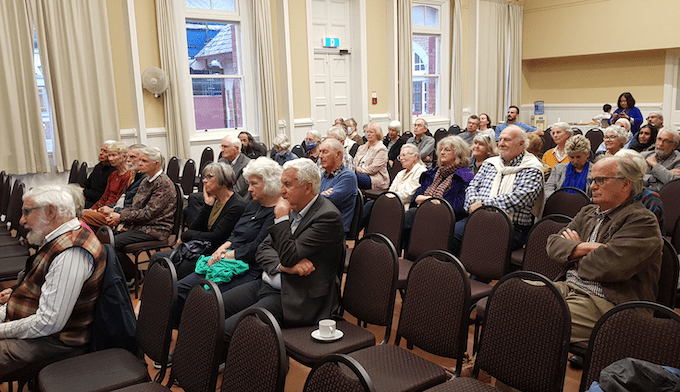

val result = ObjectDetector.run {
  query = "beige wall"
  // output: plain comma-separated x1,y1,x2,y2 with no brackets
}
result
135,0,164,128
366,1,388,114
522,50,666,105
523,0,680,60
289,0,311,119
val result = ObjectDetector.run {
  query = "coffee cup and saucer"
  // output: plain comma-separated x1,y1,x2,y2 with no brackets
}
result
311,319,343,342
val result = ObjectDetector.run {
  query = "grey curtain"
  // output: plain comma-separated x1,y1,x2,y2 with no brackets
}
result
397,0,413,134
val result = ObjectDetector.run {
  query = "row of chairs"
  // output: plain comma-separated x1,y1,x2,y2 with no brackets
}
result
0,172,32,282
67,159,88,187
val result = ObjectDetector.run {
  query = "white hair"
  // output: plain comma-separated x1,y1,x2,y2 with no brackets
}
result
243,157,283,197
659,127,680,143
551,122,574,137
24,185,76,220
272,134,292,150
103,140,117,148
326,126,347,142
388,120,402,134
283,158,321,194
307,130,322,142
223,135,242,150
604,125,628,141
139,146,164,167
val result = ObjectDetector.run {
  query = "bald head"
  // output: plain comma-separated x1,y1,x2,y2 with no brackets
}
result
498,125,527,162
319,139,344,172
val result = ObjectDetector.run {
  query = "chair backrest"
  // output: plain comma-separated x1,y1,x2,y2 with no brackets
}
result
170,279,225,392
167,156,180,183
447,125,461,135
433,128,448,144
580,301,680,392
345,191,364,241
6,180,25,232
459,205,512,280
365,191,404,255
475,272,570,392
659,179,680,237
168,184,184,246
543,187,590,218
571,127,582,135
304,354,376,392
77,162,88,188
388,159,403,183
96,225,115,246
136,257,178,381
198,147,214,174
349,143,359,158
585,129,604,155
180,159,197,195
541,128,556,153
0,173,10,220
405,197,455,261
396,251,470,375
521,214,572,280
343,234,399,344
657,238,679,310
68,159,79,183
291,144,305,158
221,307,288,392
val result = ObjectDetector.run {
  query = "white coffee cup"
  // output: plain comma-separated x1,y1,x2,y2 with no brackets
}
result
318,319,336,338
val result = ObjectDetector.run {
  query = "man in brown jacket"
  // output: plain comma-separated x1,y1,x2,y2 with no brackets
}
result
547,156,663,344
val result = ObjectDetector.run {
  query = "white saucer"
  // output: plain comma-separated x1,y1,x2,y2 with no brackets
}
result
311,329,344,342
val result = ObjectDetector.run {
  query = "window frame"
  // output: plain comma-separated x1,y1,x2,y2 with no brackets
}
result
411,0,450,124
183,1,258,140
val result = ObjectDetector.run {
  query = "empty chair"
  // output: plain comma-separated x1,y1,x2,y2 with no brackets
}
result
510,214,572,275
347,251,470,391
291,144,305,158
541,127,556,153
543,187,590,217
659,179,680,238
433,128,448,145
428,271,571,392
180,159,196,195
38,258,179,392
166,156,180,183
398,198,455,292
221,308,288,392
304,354,376,392
447,125,461,135
345,191,364,241
108,280,225,392
68,159,79,184
579,301,680,392
77,162,89,188
585,129,604,155
196,147,215,191
365,191,404,256
283,234,399,367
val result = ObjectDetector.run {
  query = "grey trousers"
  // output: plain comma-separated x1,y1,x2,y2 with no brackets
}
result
0,336,79,379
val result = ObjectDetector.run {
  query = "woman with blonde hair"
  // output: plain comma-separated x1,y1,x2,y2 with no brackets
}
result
545,134,592,198
469,134,498,174
353,123,389,189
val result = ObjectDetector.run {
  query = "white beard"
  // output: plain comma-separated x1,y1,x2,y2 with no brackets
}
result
25,213,50,246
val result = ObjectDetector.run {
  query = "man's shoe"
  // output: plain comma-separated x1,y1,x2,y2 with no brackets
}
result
568,355,583,369
154,352,173,369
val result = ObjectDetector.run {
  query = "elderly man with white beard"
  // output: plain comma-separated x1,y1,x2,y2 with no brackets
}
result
0,185,106,377
640,127,680,192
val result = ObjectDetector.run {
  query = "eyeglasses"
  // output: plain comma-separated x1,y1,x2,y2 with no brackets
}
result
603,135,620,140
203,173,215,180
590,177,624,186
657,138,676,145
21,206,44,216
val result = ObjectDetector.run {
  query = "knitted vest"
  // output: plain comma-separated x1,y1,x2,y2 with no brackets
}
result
6,227,106,346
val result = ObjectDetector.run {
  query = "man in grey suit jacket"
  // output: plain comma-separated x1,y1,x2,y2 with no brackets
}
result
641,128,680,192
221,158,344,339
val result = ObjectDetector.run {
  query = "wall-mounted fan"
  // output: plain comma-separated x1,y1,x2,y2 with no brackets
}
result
142,67,169,97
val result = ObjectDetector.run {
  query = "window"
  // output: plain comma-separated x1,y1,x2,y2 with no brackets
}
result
185,0,252,133
33,31,55,161
411,2,448,118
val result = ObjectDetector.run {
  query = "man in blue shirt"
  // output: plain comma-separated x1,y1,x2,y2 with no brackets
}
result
494,106,541,140
318,139,357,234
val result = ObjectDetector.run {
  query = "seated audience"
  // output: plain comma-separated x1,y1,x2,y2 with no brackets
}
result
319,139,357,234
88,142,132,211
83,140,117,208
150,162,247,279
108,147,178,281
628,124,657,153
478,113,495,136
303,130,322,163
271,133,298,166
407,118,436,168
598,125,628,158
0,185,106,377
406,136,474,252
596,119,630,153
460,126,545,253
81,144,147,232
526,133,552,181
238,131,266,160
354,123,389,190
545,135,592,198
345,118,364,145
170,157,282,327
547,155,662,343
470,134,499,174
220,158,344,339
542,122,573,168
384,120,406,165
494,105,541,140
325,126,355,170
459,115,481,146
640,127,680,192
615,149,666,235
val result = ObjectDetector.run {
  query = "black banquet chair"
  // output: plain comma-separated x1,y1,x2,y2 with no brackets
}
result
67,159,79,184
543,187,590,218
304,354,376,392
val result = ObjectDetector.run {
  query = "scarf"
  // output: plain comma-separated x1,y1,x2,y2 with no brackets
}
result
424,164,458,198
562,161,590,193
486,152,546,218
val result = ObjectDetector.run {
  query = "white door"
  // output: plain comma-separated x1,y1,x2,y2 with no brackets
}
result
310,0,352,129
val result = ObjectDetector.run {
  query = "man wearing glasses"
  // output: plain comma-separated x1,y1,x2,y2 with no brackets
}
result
547,156,663,345
641,127,680,191
0,185,106,377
